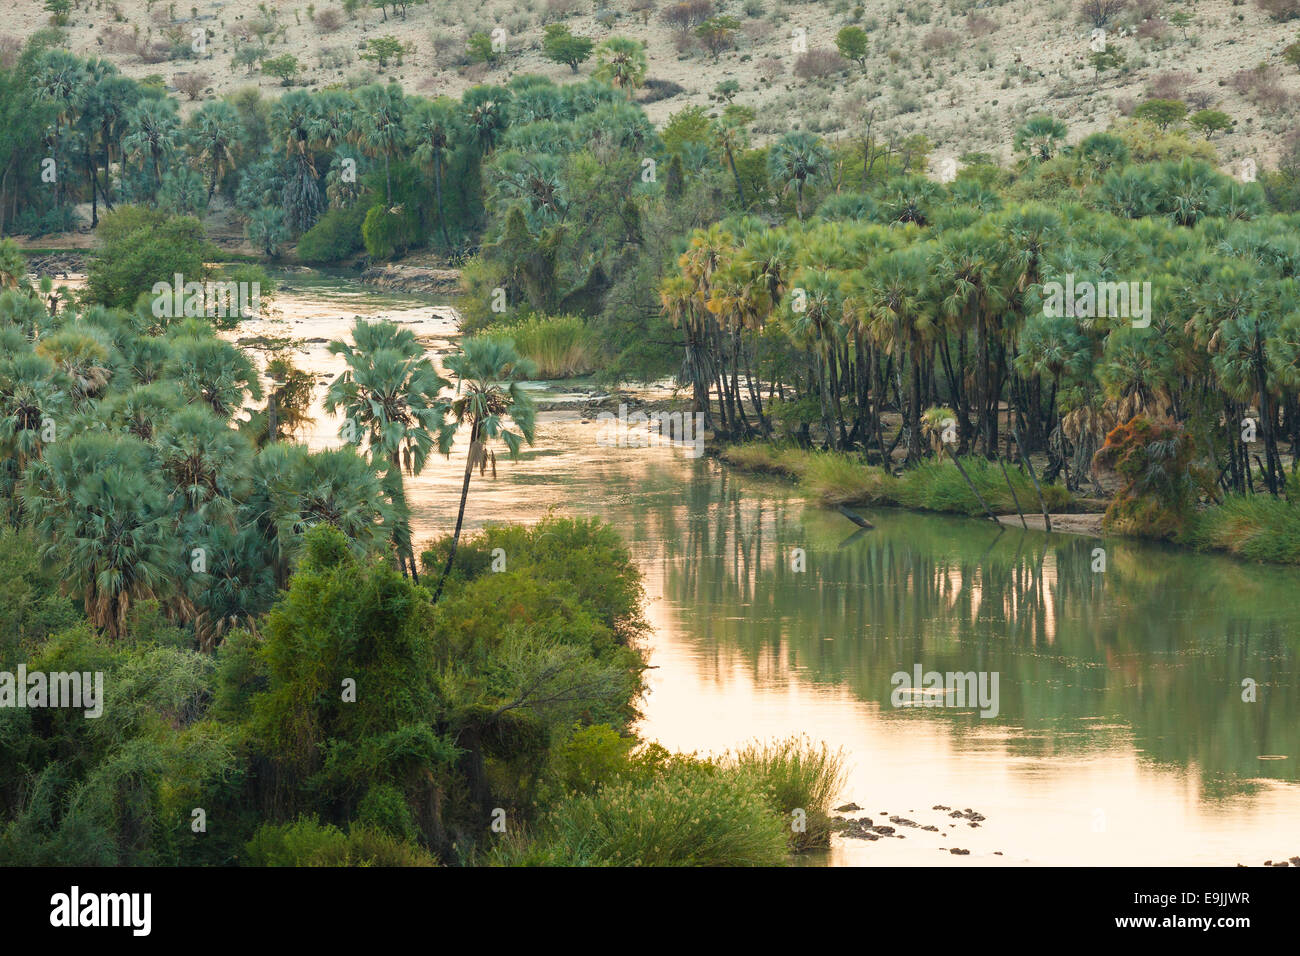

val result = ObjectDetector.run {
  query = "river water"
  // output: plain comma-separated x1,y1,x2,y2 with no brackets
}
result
243,273,1300,867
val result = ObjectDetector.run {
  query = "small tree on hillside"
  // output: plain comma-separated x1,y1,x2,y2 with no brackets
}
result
835,26,868,67
360,35,406,68
1189,109,1231,139
542,24,594,72
1134,98,1188,131
261,54,301,86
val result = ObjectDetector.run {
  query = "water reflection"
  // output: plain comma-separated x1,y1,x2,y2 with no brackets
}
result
266,274,1300,865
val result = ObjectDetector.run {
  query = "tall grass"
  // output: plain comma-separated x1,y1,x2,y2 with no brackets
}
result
723,736,847,851
515,761,791,866
1185,494,1300,563
721,443,1072,515
484,315,595,379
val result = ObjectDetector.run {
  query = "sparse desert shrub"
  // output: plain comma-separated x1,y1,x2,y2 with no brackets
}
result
545,0,581,20
661,0,713,33
921,27,960,53
757,55,784,81
1147,71,1194,100
1254,0,1300,22
315,7,342,31
100,25,135,55
432,35,467,69
1136,17,1169,41
965,13,999,36
1078,0,1130,27
173,72,208,100
794,47,848,80
1232,63,1292,113
638,77,686,103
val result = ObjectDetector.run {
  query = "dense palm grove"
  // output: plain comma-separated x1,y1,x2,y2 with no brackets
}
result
3,16,1300,863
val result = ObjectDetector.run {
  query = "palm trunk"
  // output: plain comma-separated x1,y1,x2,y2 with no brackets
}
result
433,431,479,604
434,156,450,248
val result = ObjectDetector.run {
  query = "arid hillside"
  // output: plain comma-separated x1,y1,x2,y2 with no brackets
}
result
10,0,1300,173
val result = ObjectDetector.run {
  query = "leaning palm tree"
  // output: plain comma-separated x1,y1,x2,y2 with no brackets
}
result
432,337,537,603
323,318,450,580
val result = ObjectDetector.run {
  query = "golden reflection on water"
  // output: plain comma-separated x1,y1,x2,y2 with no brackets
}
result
248,277,1300,866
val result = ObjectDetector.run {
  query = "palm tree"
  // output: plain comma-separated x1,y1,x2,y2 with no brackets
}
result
931,225,1010,456
0,351,66,476
594,37,648,97
167,332,264,421
100,380,178,443
271,90,324,233
463,84,510,156
122,97,181,197
432,337,537,603
352,84,406,203
857,246,935,463
155,403,253,526
188,100,243,203
71,58,118,227
0,240,30,292
1013,115,1068,162
35,326,116,405
767,132,831,221
713,116,749,208
323,318,450,580
247,443,395,588
31,49,88,207
21,432,178,640
408,98,462,248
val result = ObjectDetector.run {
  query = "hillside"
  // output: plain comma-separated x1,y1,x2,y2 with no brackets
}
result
12,0,1300,177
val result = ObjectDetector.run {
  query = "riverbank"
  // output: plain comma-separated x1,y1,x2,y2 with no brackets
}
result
718,441,1075,519
718,440,1300,564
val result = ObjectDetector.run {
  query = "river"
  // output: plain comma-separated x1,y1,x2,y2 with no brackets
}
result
242,272,1300,867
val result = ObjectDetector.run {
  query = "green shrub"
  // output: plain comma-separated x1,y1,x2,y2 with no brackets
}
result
529,761,790,866
361,203,419,260
548,723,638,795
84,208,215,310
296,204,367,263
244,818,437,866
